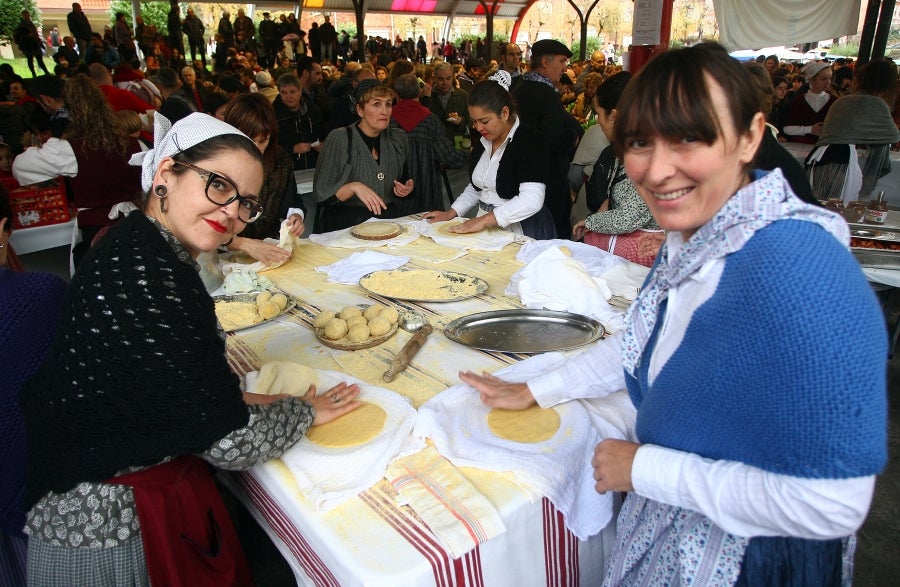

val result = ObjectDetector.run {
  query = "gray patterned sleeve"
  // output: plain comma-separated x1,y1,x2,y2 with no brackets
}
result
202,397,316,470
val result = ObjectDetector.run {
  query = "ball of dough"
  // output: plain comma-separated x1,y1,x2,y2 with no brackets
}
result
380,307,399,325
324,318,349,340
363,304,384,320
347,323,370,343
270,293,288,310
367,316,391,336
340,306,363,320
347,315,368,328
313,310,335,328
258,301,280,320
256,291,272,305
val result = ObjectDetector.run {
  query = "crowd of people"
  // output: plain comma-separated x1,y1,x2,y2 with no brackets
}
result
0,5,892,586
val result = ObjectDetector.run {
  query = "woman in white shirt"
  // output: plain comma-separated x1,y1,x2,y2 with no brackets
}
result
423,71,556,239
459,44,885,585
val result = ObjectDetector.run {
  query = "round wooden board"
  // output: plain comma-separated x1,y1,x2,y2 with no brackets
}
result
315,320,399,350
350,221,402,241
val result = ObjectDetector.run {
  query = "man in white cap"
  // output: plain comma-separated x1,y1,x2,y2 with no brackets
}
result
254,71,278,103
512,38,581,239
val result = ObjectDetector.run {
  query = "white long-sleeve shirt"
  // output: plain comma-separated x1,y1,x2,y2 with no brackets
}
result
527,232,873,540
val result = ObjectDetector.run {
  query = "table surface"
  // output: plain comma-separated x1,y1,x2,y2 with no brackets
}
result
221,226,637,586
8,218,75,255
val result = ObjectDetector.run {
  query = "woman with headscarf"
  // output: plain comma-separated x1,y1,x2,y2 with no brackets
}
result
783,61,836,143
20,113,360,585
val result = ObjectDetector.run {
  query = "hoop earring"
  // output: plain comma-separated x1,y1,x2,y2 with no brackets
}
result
154,185,168,213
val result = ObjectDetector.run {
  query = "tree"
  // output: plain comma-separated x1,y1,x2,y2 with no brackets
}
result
0,0,40,48
110,1,169,34
475,0,502,60
563,0,603,61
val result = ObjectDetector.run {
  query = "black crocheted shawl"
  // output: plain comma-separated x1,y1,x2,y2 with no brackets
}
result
22,211,249,508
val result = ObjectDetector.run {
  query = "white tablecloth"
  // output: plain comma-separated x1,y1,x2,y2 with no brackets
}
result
221,226,642,586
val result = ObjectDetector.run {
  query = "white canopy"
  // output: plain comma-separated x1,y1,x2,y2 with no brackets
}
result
713,0,861,51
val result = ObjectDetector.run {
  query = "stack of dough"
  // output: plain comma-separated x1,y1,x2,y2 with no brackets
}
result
315,304,400,343
215,290,290,331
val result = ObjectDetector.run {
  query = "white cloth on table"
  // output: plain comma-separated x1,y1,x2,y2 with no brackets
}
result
316,250,409,285
415,353,622,540
413,219,515,251
507,245,625,332
385,445,506,559
309,218,420,249
516,239,624,276
279,370,424,510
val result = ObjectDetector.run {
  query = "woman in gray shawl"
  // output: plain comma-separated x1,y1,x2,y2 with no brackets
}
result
805,59,900,202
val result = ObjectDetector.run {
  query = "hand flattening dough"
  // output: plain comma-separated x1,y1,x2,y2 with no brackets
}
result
306,402,387,447
487,405,560,443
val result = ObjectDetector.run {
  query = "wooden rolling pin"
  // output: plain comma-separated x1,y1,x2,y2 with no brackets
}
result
383,324,433,383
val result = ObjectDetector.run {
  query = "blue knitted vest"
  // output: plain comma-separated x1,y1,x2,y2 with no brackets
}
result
627,220,887,479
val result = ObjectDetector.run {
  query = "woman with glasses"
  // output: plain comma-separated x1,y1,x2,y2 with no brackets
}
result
19,113,361,586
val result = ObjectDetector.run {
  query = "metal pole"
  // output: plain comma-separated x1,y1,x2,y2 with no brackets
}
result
857,0,881,66
872,0,896,60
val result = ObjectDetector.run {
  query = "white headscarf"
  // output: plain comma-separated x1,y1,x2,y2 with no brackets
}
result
129,112,252,192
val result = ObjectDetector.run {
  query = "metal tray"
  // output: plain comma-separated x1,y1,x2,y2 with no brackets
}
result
359,269,488,302
213,292,297,332
444,310,604,353
852,249,900,269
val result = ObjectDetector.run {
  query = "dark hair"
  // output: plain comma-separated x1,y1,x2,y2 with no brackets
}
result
467,79,516,117
593,71,632,114
743,61,774,114
387,60,415,89
833,66,853,87
771,75,788,89
854,59,898,105
394,73,420,100
30,75,64,99
296,56,315,75
156,67,180,90
614,43,762,161
202,92,230,117
222,93,278,170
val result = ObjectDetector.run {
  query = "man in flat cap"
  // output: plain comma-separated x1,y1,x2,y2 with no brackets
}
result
512,39,581,239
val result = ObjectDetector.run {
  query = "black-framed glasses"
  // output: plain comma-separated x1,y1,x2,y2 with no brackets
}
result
175,161,263,223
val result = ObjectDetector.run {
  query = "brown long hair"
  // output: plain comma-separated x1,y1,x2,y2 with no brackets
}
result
62,74,129,153
221,93,278,171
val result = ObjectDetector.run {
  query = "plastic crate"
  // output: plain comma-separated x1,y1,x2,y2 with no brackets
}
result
9,180,72,229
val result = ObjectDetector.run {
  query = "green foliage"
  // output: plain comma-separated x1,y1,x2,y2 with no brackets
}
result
0,0,39,47
109,1,172,35
828,43,859,58
452,32,508,49
570,36,601,59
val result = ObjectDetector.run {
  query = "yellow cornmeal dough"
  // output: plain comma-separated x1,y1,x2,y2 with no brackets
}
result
270,293,288,311
313,310,335,328
324,318,349,340
347,323,370,342
380,307,399,325
487,405,560,443
306,402,387,447
437,222,466,237
256,291,272,305
367,316,391,336
361,269,480,301
258,300,280,320
352,222,401,238
363,304,384,320
346,315,367,328
215,301,262,331
340,306,363,320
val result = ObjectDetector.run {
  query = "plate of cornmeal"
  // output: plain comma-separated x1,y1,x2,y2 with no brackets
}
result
359,268,488,302
350,221,403,240
314,303,400,350
214,291,296,332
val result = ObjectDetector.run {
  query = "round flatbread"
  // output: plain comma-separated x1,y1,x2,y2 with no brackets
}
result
350,222,402,240
487,405,560,443
306,402,387,448
436,223,467,237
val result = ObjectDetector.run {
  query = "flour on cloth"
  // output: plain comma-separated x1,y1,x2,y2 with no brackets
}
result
279,369,424,510
316,251,410,285
414,219,515,252
309,218,420,249
415,353,623,540
386,445,506,559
